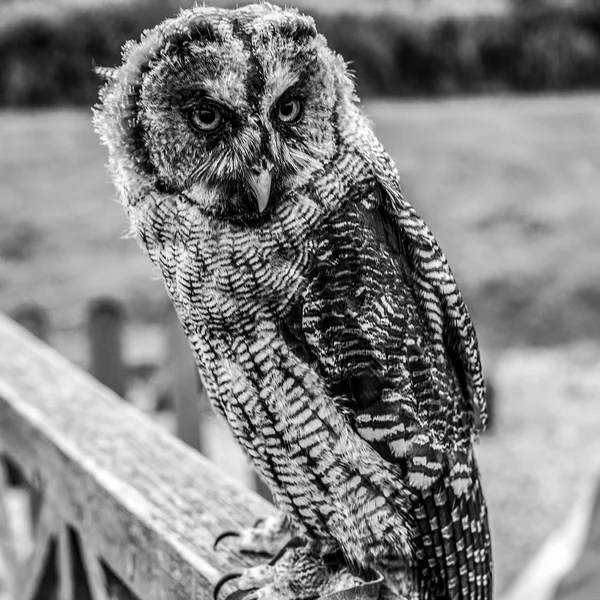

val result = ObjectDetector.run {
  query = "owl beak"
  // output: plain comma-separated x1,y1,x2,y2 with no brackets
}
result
248,166,272,214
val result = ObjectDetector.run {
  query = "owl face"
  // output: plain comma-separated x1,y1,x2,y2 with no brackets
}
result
100,4,355,224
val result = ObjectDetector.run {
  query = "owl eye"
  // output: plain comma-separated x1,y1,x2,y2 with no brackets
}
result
276,98,303,124
187,101,223,133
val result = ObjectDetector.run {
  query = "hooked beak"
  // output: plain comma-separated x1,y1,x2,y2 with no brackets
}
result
248,164,273,214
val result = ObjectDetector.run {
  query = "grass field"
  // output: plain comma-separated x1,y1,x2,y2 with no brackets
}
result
2,94,600,349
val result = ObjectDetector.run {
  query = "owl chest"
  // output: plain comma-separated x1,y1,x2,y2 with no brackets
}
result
187,226,313,331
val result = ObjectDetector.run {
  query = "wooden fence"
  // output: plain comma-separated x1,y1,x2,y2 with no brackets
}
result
0,312,276,599
11,298,204,448
9,298,273,501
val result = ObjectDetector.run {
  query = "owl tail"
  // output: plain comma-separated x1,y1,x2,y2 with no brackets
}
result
412,459,493,600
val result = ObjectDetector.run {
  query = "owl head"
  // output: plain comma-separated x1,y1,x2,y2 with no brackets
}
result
94,3,361,224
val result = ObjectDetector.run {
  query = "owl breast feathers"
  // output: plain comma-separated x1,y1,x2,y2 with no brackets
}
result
94,3,492,599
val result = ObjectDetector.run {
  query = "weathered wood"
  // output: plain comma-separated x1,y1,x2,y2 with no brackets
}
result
9,303,48,522
78,542,110,600
68,527,96,600
0,314,275,600
17,501,58,600
165,305,203,452
59,524,75,600
0,460,19,599
87,298,127,398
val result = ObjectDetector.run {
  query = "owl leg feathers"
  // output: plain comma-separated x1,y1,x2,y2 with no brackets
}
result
214,538,385,600
214,514,294,556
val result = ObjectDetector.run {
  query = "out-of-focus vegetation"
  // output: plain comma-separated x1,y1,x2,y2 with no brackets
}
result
1,0,600,105
2,95,599,350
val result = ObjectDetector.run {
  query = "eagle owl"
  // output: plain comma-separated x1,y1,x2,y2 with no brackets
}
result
94,4,492,599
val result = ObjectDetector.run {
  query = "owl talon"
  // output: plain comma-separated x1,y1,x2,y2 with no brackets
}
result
319,569,384,599
217,544,381,600
214,514,294,556
213,572,244,600
214,531,241,551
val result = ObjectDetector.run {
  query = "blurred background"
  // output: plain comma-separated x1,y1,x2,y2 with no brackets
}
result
1,0,600,598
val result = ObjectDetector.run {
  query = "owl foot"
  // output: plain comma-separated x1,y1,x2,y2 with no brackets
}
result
213,538,384,600
214,513,294,556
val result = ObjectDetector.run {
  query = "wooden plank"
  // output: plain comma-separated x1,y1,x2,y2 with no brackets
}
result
0,314,275,600
58,524,75,600
17,501,58,600
0,459,19,599
500,479,598,600
78,542,109,600
8,303,48,523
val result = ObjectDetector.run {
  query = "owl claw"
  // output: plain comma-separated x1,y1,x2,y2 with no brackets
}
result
217,548,382,600
213,572,244,600
214,530,241,551
214,514,294,556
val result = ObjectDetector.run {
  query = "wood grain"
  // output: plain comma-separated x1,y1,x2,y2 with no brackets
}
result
0,313,276,600
0,460,19,599
78,541,110,600
59,524,75,600
18,501,58,600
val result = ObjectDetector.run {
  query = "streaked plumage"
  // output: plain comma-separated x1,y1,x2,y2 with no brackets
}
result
94,4,492,598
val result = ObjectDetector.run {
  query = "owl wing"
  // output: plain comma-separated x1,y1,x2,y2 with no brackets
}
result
359,176,492,600
367,141,487,434
278,148,491,597
366,148,492,599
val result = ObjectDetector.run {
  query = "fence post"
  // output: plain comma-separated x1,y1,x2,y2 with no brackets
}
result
165,305,203,452
87,298,127,399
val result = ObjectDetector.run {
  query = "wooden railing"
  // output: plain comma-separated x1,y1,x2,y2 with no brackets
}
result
0,313,275,600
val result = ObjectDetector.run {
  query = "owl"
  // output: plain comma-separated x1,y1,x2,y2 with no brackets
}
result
94,3,492,600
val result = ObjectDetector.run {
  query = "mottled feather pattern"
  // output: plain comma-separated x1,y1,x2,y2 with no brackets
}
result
128,154,419,568
94,3,492,598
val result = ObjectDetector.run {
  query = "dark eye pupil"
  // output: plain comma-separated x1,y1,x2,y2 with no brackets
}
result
277,98,302,123
280,102,294,117
199,107,216,124
188,102,223,132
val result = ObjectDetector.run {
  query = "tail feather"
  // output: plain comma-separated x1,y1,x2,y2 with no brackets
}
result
458,505,477,597
434,485,461,598
413,465,492,599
